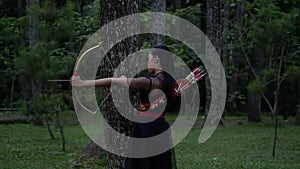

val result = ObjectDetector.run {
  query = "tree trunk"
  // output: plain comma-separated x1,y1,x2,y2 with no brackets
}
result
222,0,229,85
295,106,300,125
46,118,55,140
26,0,43,125
296,80,300,125
247,45,263,122
206,0,221,55
233,0,243,82
55,105,66,152
221,0,230,113
229,0,244,111
17,0,25,17
27,0,39,48
173,0,181,12
80,142,107,161
10,72,18,111
79,1,140,168
173,0,182,45
272,116,278,157
247,89,262,122
205,0,222,114
151,0,166,46
101,0,140,166
75,0,85,14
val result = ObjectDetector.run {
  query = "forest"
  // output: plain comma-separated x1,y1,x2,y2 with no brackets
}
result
0,0,300,168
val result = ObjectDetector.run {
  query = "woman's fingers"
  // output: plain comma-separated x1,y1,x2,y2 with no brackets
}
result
71,75,82,87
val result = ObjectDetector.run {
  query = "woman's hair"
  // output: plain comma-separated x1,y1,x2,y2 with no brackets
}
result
151,45,175,76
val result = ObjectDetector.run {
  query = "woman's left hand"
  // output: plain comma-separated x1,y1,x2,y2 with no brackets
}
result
71,75,84,87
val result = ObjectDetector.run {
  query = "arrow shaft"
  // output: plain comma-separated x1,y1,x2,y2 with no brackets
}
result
48,79,71,82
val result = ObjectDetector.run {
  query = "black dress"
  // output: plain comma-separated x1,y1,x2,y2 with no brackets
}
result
125,71,178,169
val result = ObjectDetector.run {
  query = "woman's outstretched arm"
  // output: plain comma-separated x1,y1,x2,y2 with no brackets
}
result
71,75,160,90
71,76,128,87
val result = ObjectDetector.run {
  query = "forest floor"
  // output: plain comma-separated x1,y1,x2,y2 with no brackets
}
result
0,111,299,168
0,111,295,126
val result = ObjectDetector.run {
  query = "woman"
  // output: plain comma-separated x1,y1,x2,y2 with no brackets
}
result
71,45,178,169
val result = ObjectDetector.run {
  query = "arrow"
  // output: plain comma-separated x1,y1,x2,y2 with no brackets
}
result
48,79,71,82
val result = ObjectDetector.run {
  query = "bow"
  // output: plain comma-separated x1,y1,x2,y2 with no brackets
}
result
49,42,114,115
72,42,103,115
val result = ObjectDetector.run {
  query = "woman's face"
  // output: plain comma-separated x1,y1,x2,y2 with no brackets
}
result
147,53,157,73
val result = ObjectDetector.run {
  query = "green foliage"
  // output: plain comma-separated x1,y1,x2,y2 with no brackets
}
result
168,41,202,69
32,93,68,118
247,67,280,95
0,0,300,116
247,78,265,95
164,4,203,69
0,0,100,108
0,16,23,75
21,0,102,115
0,17,22,48
286,45,300,78
227,91,246,109
0,16,23,106
140,0,151,12
247,68,277,95
240,0,300,115
172,3,202,28
244,0,292,55
15,44,49,84
295,106,300,125
140,4,203,73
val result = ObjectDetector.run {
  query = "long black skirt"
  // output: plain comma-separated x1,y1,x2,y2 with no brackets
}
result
124,117,177,169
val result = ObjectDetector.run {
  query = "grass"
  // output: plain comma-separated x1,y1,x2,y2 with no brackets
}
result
0,124,91,169
0,118,299,168
176,124,300,169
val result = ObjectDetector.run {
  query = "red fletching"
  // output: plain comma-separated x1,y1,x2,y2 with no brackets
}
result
146,66,205,111
194,73,202,80
172,82,180,96
139,102,151,111
192,67,200,74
